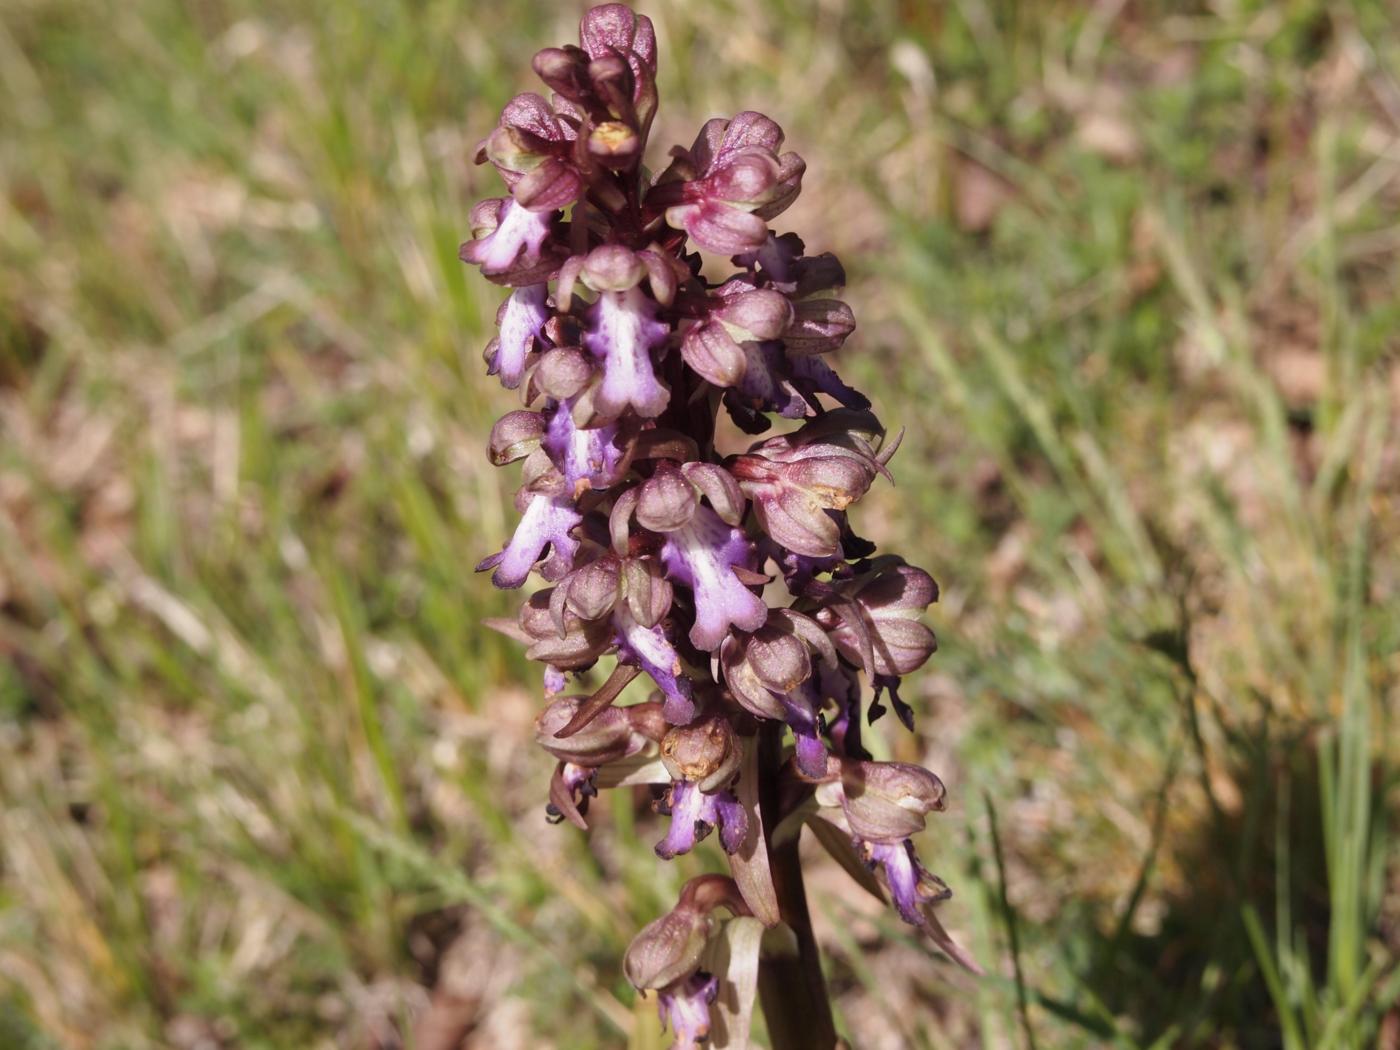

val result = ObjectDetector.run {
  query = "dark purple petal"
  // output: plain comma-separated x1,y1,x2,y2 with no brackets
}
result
655,781,746,858
659,505,767,651
715,792,748,853
781,685,828,779
491,283,549,388
583,286,671,420
869,673,916,731
657,972,719,1050
788,354,871,411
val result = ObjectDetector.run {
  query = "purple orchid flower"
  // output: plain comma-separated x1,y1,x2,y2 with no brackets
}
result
464,8,977,1033
654,779,747,858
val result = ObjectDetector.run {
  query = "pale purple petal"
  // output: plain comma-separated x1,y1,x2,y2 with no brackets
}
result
658,972,719,1049
660,505,767,651
461,199,554,276
583,286,670,420
492,283,549,388
477,492,581,588
543,665,568,695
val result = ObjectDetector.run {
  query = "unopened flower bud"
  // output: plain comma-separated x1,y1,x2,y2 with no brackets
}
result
531,45,591,100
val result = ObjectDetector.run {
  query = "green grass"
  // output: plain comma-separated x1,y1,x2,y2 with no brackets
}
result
1,0,1397,1046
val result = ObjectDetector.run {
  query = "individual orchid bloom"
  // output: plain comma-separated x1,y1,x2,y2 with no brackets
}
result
862,839,953,925
562,245,672,422
813,759,951,923
817,557,940,677
625,875,750,1048
730,419,886,558
719,608,838,778
654,716,746,857
679,284,792,387
536,696,665,827
477,92,584,212
650,112,805,254
659,973,720,1050
618,462,766,650
463,7,976,1035
476,488,581,589
458,197,562,285
542,396,628,494
487,283,550,389
549,553,697,723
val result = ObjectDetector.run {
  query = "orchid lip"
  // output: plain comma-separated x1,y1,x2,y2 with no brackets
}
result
494,283,549,388
478,492,581,588
584,285,671,420
660,505,767,651
469,199,554,274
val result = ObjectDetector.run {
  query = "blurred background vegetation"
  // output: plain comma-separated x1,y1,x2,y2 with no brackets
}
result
2,0,1398,1046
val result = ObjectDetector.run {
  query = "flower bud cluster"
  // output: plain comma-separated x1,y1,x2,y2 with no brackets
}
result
462,5,965,1039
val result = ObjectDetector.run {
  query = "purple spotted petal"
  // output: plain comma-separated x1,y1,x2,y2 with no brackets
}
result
543,398,625,492
492,283,549,389
658,972,719,1050
865,839,952,925
614,606,695,723
660,505,767,651
460,199,555,276
477,492,581,588
655,781,746,859
584,286,671,420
